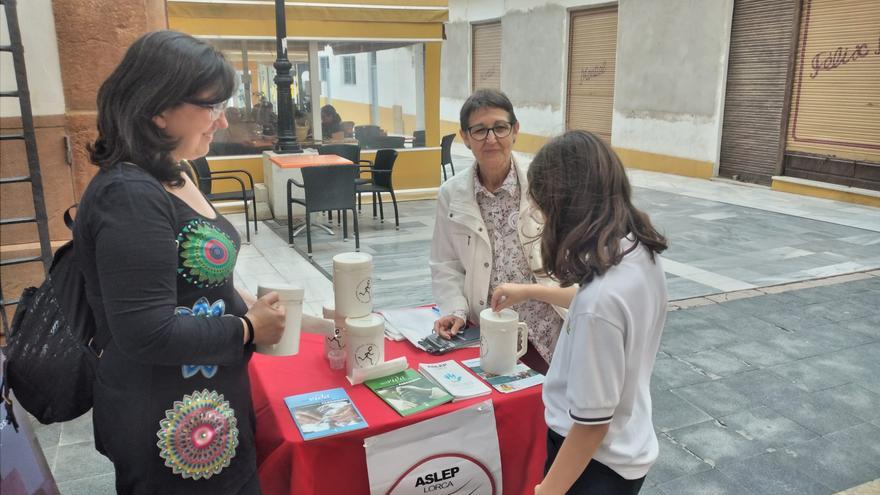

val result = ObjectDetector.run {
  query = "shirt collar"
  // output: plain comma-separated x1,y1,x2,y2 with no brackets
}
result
474,163,519,199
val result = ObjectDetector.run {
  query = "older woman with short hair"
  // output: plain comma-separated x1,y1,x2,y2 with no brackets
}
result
429,89,565,373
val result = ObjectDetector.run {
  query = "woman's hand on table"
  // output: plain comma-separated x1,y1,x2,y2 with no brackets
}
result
491,283,534,311
433,315,466,339
246,291,286,345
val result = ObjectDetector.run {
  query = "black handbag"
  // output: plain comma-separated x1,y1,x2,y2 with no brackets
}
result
1,207,109,424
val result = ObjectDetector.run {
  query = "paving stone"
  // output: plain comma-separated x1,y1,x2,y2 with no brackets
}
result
824,423,880,469
680,349,755,377
645,433,714,485
59,411,95,446
667,420,771,467
652,356,716,387
794,322,877,352
767,332,834,360
774,437,880,492
767,390,864,436
56,473,116,495
768,357,853,392
660,326,742,357
719,406,817,448
720,369,806,406
718,452,833,495
652,388,714,432
638,486,668,495
671,378,757,418
658,468,753,495
51,441,114,484
32,420,62,451
756,309,835,332
810,384,880,422
722,340,793,368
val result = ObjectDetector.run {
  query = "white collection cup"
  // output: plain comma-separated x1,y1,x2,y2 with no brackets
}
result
255,284,304,356
332,252,373,319
479,308,528,375
344,313,385,375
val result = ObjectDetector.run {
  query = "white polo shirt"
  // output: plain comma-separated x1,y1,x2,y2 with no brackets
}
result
543,237,667,480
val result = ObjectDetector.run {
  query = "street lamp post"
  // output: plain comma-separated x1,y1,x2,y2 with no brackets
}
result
273,0,301,153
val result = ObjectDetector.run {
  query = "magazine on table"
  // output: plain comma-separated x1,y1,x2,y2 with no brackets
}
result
461,357,545,393
364,368,453,416
284,387,368,441
418,359,491,402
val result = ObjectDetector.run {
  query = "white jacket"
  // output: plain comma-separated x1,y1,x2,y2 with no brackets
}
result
429,156,564,322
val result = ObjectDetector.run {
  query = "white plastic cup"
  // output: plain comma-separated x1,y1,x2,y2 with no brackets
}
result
328,349,346,370
344,313,385,375
332,252,373,318
255,284,304,356
322,303,347,358
479,308,528,375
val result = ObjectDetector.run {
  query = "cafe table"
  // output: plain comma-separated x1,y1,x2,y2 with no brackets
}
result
249,333,546,494
261,152,354,222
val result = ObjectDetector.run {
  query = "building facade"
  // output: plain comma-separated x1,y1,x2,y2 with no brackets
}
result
441,0,879,201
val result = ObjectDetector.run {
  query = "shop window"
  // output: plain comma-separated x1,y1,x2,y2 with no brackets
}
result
320,56,329,81
342,56,357,85
198,37,426,156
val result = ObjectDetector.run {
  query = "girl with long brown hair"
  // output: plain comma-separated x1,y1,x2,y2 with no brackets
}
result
491,130,668,494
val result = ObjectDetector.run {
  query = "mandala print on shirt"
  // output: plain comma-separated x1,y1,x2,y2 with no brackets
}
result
175,297,225,379
177,219,237,288
157,389,239,480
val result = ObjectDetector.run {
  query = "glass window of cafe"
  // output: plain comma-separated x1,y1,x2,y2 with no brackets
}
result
200,38,427,157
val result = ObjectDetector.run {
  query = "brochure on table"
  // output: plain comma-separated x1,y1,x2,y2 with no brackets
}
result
285,387,368,440
365,369,454,417
461,357,545,393
377,306,438,347
419,360,491,402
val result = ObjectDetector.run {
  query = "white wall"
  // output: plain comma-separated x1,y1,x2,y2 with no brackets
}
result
0,0,65,117
442,0,735,173
377,46,418,115
611,0,734,167
442,0,614,136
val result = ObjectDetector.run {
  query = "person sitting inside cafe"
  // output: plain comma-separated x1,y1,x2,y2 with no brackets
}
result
321,104,345,141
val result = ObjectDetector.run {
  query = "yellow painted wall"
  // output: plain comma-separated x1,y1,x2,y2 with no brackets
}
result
361,149,440,190
614,148,715,179
772,179,880,208
204,156,264,194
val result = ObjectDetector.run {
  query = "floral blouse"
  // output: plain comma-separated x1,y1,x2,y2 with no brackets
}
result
475,166,564,363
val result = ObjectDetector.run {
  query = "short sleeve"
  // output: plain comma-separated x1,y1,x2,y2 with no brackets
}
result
565,313,625,425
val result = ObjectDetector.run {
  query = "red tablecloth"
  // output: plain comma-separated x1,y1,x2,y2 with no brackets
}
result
249,333,546,494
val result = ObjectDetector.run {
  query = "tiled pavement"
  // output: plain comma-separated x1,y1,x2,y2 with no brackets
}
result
24,163,880,494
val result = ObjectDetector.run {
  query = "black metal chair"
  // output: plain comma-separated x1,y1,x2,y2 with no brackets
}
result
355,125,382,149
287,164,359,256
188,157,257,242
356,149,399,229
440,133,456,181
412,130,426,148
318,144,373,223
372,135,406,149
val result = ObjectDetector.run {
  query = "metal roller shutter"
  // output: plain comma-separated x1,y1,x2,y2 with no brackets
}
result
719,0,800,184
472,22,501,91
785,0,880,163
566,6,617,143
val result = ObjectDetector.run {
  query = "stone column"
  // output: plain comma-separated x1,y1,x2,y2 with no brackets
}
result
53,0,168,198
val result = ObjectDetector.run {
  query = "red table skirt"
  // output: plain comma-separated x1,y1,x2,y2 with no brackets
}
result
249,333,547,494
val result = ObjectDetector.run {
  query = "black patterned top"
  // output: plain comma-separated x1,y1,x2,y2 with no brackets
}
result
75,163,257,494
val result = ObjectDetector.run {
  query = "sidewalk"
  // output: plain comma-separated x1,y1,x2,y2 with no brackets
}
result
30,166,879,494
